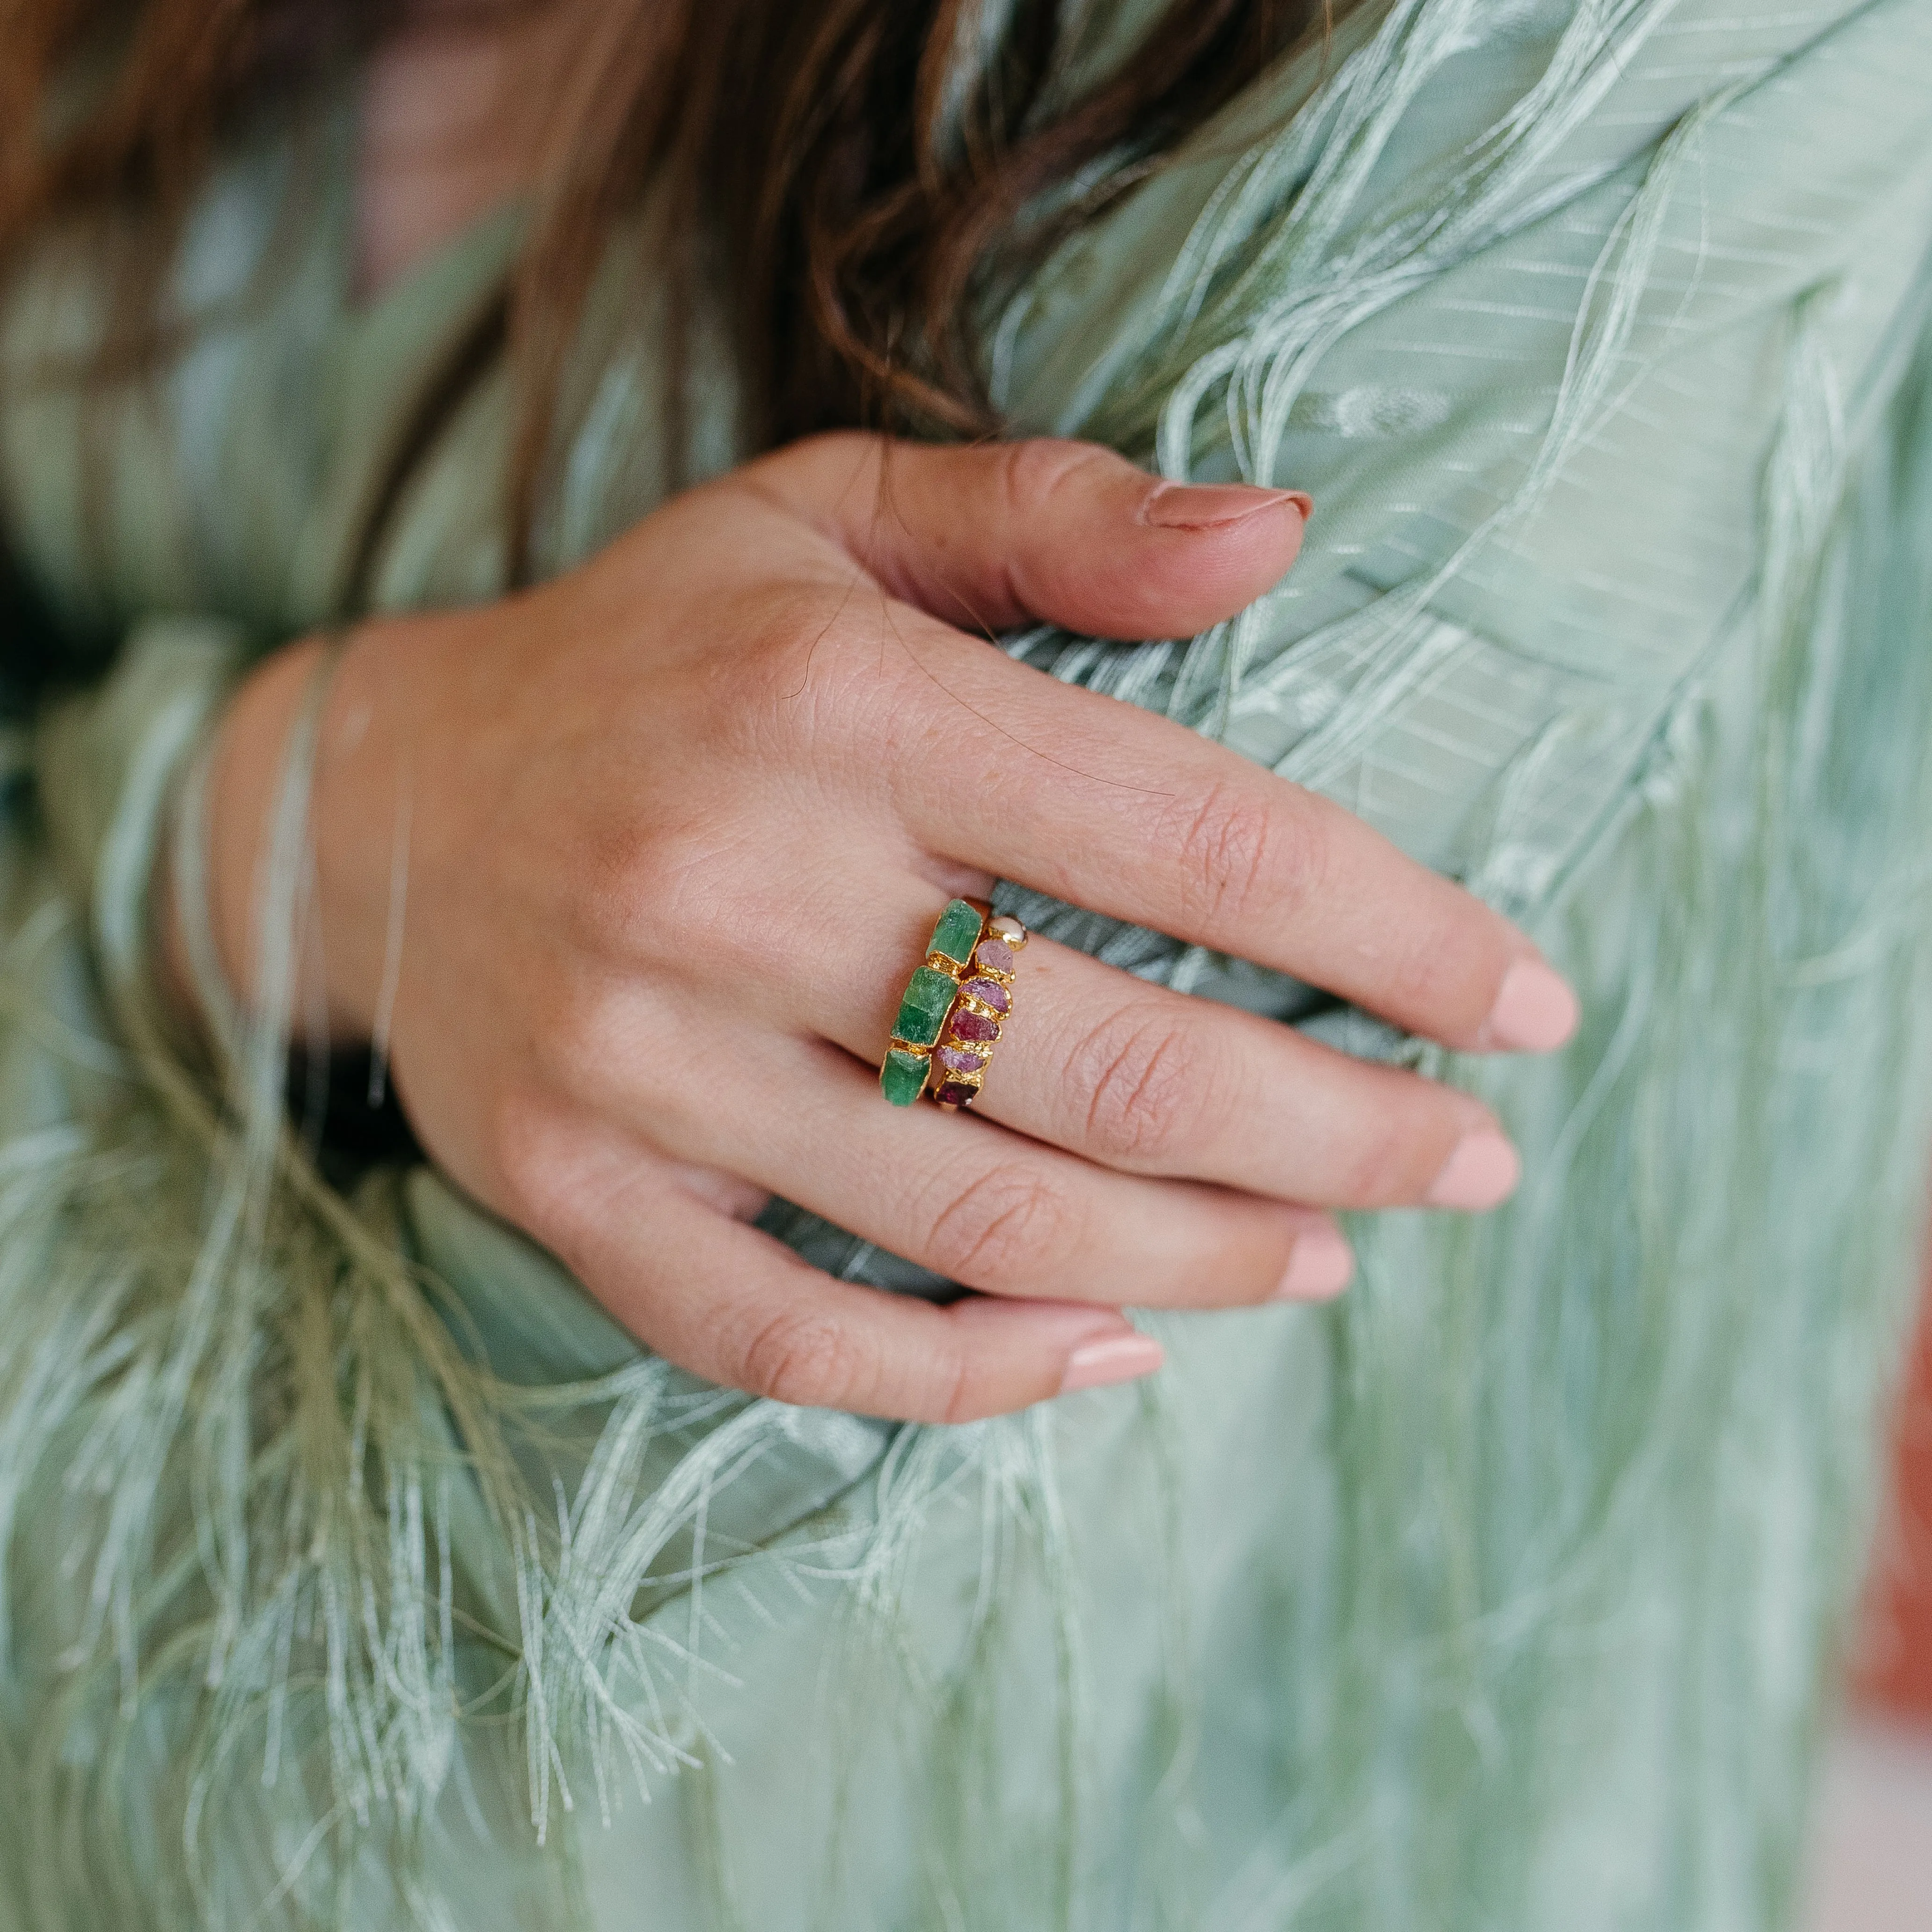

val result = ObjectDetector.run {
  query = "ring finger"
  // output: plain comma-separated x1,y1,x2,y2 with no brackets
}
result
801,886,1517,1213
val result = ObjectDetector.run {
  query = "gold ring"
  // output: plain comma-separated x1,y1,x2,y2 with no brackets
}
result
879,898,990,1106
929,913,1028,1111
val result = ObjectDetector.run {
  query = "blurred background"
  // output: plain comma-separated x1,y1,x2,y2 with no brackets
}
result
1804,1269,1932,1930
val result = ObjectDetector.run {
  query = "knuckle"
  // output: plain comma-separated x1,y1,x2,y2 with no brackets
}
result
565,818,672,953
524,980,660,1108
1068,1006,1215,1165
1166,780,1320,929
642,824,751,938
704,578,860,719
732,577,856,669
738,1307,869,1410
479,1089,585,1233
995,438,1114,520
726,581,910,763
523,981,617,1092
922,1161,1072,1286
520,977,694,1131
568,814,741,963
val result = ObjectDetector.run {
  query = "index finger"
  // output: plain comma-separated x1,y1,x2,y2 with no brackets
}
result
889,622,1577,1054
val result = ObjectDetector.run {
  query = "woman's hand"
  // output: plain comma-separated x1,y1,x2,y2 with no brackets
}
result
188,434,1578,1423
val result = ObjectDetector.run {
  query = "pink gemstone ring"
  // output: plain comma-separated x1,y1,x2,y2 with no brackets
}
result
929,914,1029,1111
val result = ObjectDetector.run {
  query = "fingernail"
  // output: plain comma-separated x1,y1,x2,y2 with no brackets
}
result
1058,1332,1165,1395
1478,959,1580,1053
1272,1221,1354,1300
1142,483,1312,531
1425,1128,1522,1211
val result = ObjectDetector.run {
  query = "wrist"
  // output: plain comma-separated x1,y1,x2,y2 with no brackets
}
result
177,621,435,1047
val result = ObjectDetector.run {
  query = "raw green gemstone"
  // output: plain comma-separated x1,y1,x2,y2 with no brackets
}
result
879,1049,931,1108
893,966,959,1047
929,898,983,966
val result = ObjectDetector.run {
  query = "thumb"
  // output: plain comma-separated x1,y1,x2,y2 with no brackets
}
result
740,432,1311,641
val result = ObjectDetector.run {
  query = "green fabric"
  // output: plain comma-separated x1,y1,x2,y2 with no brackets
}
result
2,0,1932,1927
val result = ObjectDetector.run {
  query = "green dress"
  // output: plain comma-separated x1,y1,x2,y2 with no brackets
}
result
3,0,1932,1926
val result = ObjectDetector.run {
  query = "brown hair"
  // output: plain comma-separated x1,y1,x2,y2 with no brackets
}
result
0,0,1329,573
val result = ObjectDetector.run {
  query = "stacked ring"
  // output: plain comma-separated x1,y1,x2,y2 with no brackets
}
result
929,914,1028,1111
879,898,989,1106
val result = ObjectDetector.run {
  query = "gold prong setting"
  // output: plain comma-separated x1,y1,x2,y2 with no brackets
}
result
881,898,993,1105
930,916,1028,1110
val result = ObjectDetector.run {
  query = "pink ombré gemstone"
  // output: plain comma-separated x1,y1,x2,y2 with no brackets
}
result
933,1080,980,1108
973,938,1015,974
950,1009,1000,1044
961,977,1010,1013
936,1044,987,1075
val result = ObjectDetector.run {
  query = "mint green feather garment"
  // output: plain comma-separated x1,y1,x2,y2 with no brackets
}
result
2,0,1931,1925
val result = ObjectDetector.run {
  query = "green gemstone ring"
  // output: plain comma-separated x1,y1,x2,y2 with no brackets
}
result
879,898,987,1106
879,899,1029,1109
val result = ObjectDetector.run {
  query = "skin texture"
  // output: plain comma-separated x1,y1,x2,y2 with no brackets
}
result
180,433,1578,1423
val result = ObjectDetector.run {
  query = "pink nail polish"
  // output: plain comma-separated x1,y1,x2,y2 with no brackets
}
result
1425,1129,1522,1211
1058,1333,1164,1395
1143,484,1312,531
1478,959,1580,1054
1271,1222,1354,1300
